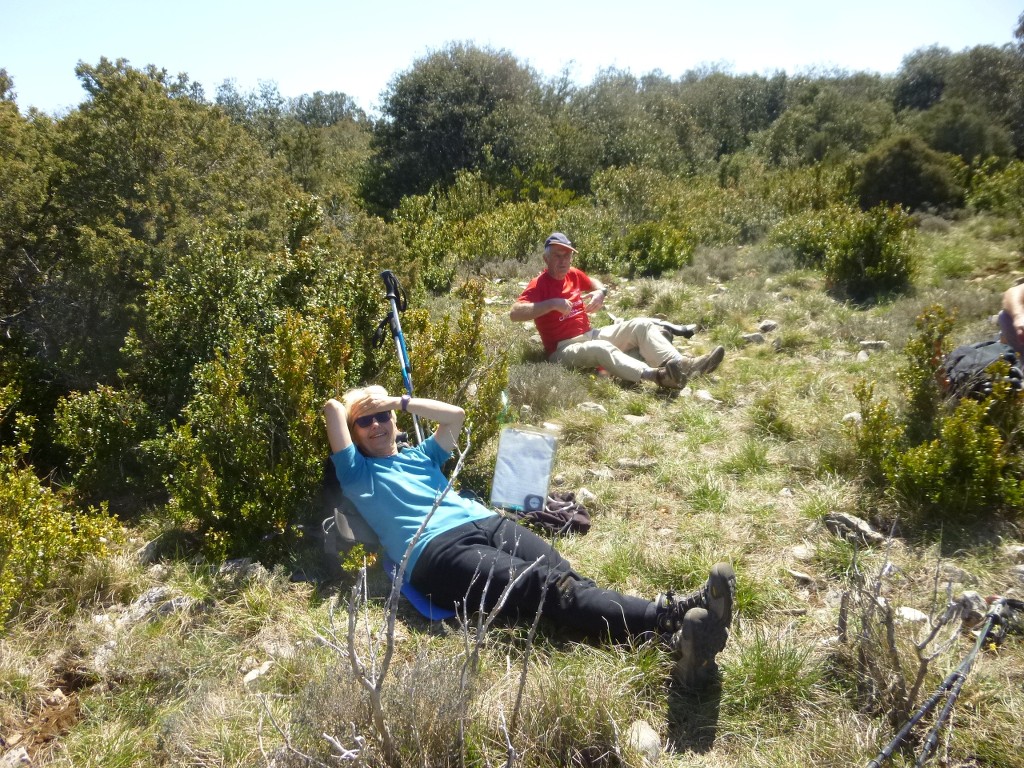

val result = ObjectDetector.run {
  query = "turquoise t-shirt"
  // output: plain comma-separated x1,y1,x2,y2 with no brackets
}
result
330,435,494,574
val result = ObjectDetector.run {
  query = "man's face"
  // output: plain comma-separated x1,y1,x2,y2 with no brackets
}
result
543,244,575,280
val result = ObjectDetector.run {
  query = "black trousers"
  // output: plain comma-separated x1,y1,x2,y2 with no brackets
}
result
410,516,656,642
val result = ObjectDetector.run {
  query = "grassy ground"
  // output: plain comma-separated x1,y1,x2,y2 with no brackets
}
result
2,217,1023,767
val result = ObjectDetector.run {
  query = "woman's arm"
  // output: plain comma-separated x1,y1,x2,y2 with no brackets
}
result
407,397,465,452
323,398,353,454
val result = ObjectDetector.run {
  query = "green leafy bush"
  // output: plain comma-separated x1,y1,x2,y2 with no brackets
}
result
855,135,965,212
771,204,918,300
821,205,917,301
0,435,119,622
967,158,1024,217
54,385,156,500
851,306,1024,523
161,307,352,555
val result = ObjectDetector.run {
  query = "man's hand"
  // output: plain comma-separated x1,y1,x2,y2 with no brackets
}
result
584,290,605,314
510,297,573,321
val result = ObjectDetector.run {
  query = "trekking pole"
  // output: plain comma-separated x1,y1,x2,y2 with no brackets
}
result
380,270,423,443
866,597,1022,768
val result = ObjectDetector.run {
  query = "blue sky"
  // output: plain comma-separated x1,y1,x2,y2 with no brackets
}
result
3,0,1020,116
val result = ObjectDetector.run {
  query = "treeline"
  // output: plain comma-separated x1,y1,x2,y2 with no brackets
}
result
2,25,1024,615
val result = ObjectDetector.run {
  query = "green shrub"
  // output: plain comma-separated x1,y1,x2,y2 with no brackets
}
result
967,158,1024,217
161,307,352,555
851,307,1024,522
610,221,695,276
0,436,120,622
855,135,965,212
54,385,157,500
821,205,918,301
769,203,856,268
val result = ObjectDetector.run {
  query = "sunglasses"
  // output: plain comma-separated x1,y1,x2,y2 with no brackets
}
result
353,410,392,429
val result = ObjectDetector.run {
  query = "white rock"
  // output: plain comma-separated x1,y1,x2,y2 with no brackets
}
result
243,660,274,685
780,487,794,497
615,457,657,470
694,389,720,403
578,401,608,414
625,720,661,764
896,606,929,623
1004,545,1024,564
787,569,814,584
622,414,649,425
940,564,978,586
541,422,563,432
586,468,615,481
792,544,815,561
860,340,890,351
0,747,31,767
842,411,863,425
576,488,598,504
958,591,989,627
758,320,779,333
856,350,870,362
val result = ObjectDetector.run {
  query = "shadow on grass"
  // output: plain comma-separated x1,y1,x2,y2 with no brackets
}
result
666,671,723,755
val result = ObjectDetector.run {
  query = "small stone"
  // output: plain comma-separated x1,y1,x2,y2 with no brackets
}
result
792,544,815,561
623,414,649,425
855,350,870,362
780,487,794,497
615,457,657,470
824,512,885,545
586,468,615,481
758,320,779,333
625,719,661,764
787,569,814,584
1004,545,1024,564
896,606,929,623
1011,564,1024,586
0,747,31,767
859,340,890,351
243,660,274,685
694,389,720,403
842,412,862,425
551,473,566,486
742,332,766,345
576,488,598,504
940,564,978,586
578,401,608,414
958,591,989,627
541,422,563,432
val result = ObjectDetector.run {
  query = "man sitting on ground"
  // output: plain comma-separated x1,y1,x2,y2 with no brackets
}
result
510,232,725,390
323,385,735,685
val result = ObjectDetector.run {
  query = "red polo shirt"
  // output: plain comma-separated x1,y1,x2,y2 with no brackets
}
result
518,267,595,356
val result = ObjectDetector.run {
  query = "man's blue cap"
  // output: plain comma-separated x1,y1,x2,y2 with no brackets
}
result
544,232,577,252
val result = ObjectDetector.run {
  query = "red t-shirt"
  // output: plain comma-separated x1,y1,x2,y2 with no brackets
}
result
517,267,595,356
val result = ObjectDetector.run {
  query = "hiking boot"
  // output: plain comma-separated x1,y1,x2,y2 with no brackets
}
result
693,345,726,376
671,607,728,687
657,321,697,340
654,359,687,390
655,562,736,635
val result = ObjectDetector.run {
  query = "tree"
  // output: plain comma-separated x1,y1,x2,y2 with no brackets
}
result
894,46,951,112
856,135,964,211
361,43,549,212
909,98,1013,163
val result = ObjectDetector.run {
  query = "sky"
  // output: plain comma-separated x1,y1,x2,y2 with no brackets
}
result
2,0,1021,116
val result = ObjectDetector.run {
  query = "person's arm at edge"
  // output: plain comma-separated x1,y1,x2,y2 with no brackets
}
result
1003,284,1024,345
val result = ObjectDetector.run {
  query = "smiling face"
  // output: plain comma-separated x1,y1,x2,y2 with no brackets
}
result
350,410,398,458
543,244,575,281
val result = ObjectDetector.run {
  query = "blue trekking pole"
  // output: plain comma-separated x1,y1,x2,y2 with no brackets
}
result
378,270,423,443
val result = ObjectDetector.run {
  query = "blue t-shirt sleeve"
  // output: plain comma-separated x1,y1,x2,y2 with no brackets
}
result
331,443,365,488
421,434,453,467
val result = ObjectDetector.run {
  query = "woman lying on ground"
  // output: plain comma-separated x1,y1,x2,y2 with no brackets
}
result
323,385,736,685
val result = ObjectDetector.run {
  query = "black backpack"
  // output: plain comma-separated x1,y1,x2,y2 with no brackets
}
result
943,340,1023,398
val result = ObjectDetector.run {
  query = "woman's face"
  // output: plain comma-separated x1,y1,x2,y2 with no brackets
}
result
351,410,398,457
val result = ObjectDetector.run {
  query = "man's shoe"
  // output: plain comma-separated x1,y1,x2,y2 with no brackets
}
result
654,359,687,390
655,562,736,634
672,607,728,687
657,321,697,340
693,345,726,376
